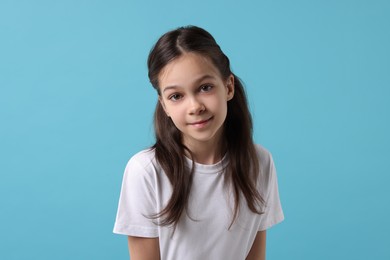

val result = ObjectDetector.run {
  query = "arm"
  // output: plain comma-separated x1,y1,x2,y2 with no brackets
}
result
127,236,160,260
246,231,266,260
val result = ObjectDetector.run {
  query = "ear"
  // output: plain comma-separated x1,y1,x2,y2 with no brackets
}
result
226,74,235,101
158,96,170,117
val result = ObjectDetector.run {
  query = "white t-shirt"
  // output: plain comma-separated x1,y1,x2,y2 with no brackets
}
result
113,144,284,259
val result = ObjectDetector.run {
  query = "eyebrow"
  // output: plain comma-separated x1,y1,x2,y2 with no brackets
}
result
162,74,216,93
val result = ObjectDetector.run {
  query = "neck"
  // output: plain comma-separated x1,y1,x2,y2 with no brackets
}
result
183,133,226,165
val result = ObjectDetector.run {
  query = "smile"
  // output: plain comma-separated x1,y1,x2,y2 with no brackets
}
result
188,117,213,128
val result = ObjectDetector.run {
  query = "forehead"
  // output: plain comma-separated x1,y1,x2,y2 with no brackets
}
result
158,53,221,88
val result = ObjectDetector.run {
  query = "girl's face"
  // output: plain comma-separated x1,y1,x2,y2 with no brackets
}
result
158,52,234,150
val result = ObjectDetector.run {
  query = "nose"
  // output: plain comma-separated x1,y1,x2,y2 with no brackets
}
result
188,96,205,115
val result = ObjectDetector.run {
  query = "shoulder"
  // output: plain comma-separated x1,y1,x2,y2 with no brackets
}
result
123,148,159,181
254,144,277,193
127,147,157,168
254,144,274,169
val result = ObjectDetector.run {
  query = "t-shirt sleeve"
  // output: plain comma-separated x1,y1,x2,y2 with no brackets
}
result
258,153,284,231
113,155,159,237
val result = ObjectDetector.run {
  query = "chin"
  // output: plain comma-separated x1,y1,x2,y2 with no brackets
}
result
186,133,220,143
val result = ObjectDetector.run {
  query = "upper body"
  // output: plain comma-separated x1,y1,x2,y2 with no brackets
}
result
113,144,284,259
114,25,284,260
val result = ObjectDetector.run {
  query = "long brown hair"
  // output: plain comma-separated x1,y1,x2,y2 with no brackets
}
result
147,25,264,229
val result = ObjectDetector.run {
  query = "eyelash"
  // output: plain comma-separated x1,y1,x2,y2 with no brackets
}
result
168,93,183,101
167,84,214,101
200,84,213,92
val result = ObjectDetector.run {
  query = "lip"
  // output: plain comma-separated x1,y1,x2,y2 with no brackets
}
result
188,117,213,127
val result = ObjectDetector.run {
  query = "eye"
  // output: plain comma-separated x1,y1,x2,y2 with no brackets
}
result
200,84,213,92
168,93,183,101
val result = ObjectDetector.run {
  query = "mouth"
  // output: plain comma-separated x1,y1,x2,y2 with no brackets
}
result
188,117,213,128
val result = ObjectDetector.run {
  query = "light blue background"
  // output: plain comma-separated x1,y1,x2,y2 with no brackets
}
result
1,0,389,259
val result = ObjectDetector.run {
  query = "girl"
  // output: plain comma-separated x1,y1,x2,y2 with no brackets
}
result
113,26,284,260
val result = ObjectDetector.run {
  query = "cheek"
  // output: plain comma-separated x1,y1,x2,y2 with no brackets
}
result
215,101,229,124
211,97,228,114
167,106,186,123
